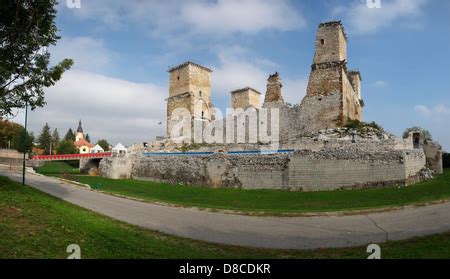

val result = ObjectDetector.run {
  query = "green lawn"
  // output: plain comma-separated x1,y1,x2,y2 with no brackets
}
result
35,161,80,176
37,161,450,215
1,175,450,259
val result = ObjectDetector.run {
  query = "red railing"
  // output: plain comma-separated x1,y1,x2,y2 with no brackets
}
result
32,152,112,161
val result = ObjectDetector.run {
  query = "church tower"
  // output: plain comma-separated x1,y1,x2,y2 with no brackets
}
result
75,120,84,142
166,61,214,139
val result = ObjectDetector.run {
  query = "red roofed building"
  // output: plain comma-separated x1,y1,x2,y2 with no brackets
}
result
74,120,94,154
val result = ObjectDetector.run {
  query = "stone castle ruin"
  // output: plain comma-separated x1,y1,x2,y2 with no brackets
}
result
99,21,443,191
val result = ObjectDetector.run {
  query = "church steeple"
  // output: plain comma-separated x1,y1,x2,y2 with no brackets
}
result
77,120,83,133
75,120,84,142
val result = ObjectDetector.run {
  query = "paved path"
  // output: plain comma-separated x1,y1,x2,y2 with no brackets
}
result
1,166,450,250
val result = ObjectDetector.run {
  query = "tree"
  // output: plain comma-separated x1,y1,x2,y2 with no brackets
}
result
0,119,33,151
15,128,34,153
38,123,52,155
85,133,91,143
51,128,60,151
97,139,110,151
64,128,75,142
0,0,73,115
56,140,77,155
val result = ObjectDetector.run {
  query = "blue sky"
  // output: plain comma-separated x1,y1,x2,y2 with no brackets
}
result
12,0,450,150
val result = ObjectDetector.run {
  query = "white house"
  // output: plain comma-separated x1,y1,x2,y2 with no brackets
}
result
112,143,127,155
91,144,105,153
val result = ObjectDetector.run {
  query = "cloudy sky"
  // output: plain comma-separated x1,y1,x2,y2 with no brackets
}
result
9,0,450,150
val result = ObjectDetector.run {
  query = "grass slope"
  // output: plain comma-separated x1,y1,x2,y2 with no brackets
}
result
1,175,450,259
38,161,450,214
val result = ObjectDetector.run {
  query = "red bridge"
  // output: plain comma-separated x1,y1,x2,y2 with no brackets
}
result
32,152,112,161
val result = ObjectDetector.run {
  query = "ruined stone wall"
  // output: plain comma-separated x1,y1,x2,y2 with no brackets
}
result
423,141,444,174
101,148,426,191
263,73,284,103
99,155,133,179
288,150,410,191
342,69,362,122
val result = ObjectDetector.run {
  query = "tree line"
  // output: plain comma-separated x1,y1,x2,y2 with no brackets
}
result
0,119,110,155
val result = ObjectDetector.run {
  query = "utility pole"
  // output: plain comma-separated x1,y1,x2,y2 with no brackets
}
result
22,100,28,185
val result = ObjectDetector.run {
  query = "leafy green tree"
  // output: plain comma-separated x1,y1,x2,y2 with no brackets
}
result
0,119,22,148
97,139,110,151
0,119,34,153
15,128,34,153
64,128,75,142
56,140,78,155
38,123,52,155
0,0,73,115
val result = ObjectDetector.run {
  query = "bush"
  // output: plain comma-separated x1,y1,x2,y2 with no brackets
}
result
443,152,450,169
344,119,384,133
56,140,78,155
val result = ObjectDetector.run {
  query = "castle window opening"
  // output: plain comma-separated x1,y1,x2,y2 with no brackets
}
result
199,91,202,97
320,39,325,45
177,76,180,81
413,133,421,149
201,111,204,119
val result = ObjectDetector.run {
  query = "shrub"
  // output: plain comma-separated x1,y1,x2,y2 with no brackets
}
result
344,119,384,133
56,140,78,155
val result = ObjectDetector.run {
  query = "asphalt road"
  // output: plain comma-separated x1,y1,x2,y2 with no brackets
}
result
1,166,450,250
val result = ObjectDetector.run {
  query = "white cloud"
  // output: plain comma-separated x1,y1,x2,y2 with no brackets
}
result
210,45,307,108
50,37,118,73
370,80,387,88
62,0,304,37
181,0,305,34
15,70,167,145
414,104,450,117
333,0,428,34
414,105,431,116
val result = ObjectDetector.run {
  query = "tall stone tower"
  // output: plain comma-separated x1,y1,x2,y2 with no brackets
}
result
231,87,261,110
302,21,363,132
166,61,214,138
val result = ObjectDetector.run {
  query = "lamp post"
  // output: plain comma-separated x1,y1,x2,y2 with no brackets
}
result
22,99,28,185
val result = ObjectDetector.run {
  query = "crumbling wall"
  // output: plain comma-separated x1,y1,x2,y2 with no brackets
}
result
99,155,133,179
423,141,444,174
101,148,426,191
263,72,284,103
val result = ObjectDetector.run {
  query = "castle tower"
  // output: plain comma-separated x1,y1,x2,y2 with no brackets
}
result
231,87,261,110
166,61,214,138
302,21,363,131
75,120,84,142
313,21,347,64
